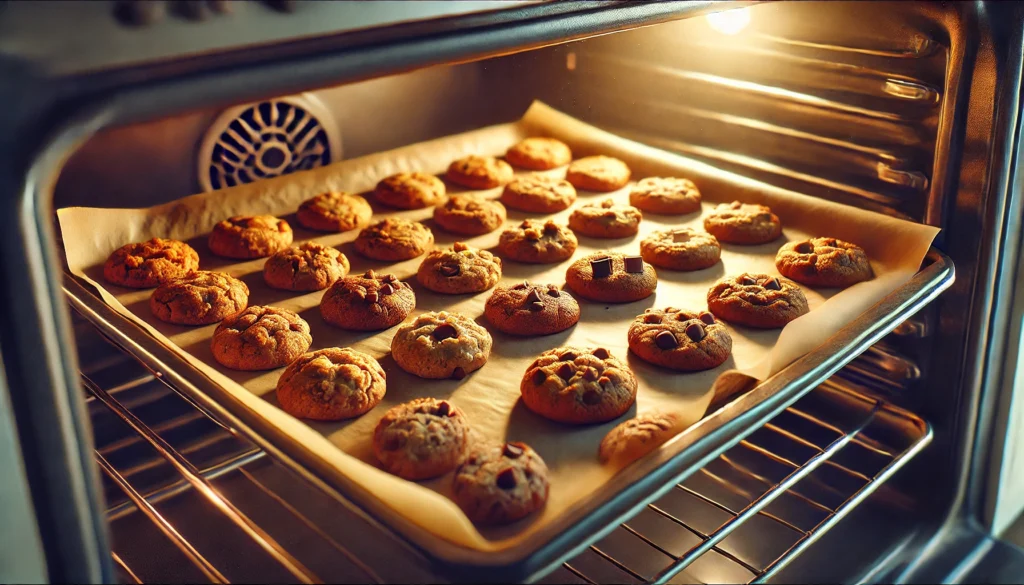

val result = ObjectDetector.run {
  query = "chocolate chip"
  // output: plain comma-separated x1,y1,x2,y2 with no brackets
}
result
644,313,662,324
380,283,395,296
531,369,547,385
546,286,560,297
364,270,377,279
384,274,398,283
583,367,599,381
582,390,602,405
672,231,691,243
432,323,458,341
496,468,517,489
624,255,644,274
591,257,613,278
559,351,577,361
439,263,460,277
366,291,379,303
699,311,716,325
592,348,610,359
556,363,575,380
436,401,451,416
685,323,706,342
739,275,756,285
763,278,782,290
451,367,467,380
526,289,542,304
503,443,524,458
655,331,678,349
530,301,544,311
674,312,689,321
513,281,529,290
795,242,814,254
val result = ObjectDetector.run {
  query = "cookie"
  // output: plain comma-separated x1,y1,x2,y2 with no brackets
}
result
629,177,701,215
568,199,643,238
453,442,550,525
354,218,434,261
703,201,782,245
372,397,470,480
103,238,199,288
500,175,577,213
565,155,631,192
775,237,873,288
276,348,386,421
433,195,507,236
505,137,572,170
263,241,350,291
374,172,446,209
639,228,721,271
208,215,293,259
520,346,637,424
296,191,373,232
391,311,492,380
445,155,513,189
707,273,809,328
150,271,249,326
598,412,687,466
498,219,578,264
320,270,416,331
484,281,580,336
211,306,312,371
565,252,657,303
417,242,501,295
628,307,732,371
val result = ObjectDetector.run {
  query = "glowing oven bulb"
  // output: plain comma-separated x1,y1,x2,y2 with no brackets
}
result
706,7,751,35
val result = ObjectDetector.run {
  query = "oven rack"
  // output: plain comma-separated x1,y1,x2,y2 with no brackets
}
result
72,308,931,584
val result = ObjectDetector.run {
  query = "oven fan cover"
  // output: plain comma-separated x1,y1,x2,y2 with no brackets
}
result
197,93,342,192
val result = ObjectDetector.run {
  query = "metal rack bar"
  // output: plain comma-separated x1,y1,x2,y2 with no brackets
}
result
110,551,142,584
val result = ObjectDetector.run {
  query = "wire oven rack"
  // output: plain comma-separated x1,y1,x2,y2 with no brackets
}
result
71,305,932,585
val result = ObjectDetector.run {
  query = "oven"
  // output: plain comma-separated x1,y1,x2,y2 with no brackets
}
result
2,1,1024,582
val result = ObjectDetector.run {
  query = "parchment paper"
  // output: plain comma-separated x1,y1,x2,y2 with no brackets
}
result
58,102,938,553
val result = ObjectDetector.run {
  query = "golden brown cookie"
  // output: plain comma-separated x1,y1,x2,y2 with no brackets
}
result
391,311,492,380
599,412,687,467
374,172,446,209
210,306,312,371
629,177,702,215
276,348,386,421
568,199,643,238
520,346,637,424
484,281,580,336
296,191,373,232
320,270,416,331
628,308,732,371
498,219,578,264
433,195,507,236
263,242,350,292
703,201,782,245
103,238,200,289
639,228,721,271
373,397,470,480
565,155,631,192
499,175,577,213
150,271,249,326
707,273,809,328
208,215,293,259
417,242,502,295
354,218,434,261
505,137,572,170
453,442,550,525
565,252,657,303
775,237,873,288
445,155,513,189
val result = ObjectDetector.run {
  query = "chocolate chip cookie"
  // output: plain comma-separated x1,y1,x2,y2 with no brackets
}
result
484,281,580,336
211,306,312,371
354,218,434,261
432,194,507,236
276,348,386,421
391,311,492,380
599,412,687,466
569,199,643,239
320,270,416,331
417,242,501,294
150,271,249,326
263,241,350,291
628,308,732,371
296,191,373,232
629,177,702,215
565,252,657,303
374,172,446,209
208,215,293,259
500,175,577,213
498,219,578,264
453,442,550,525
445,155,513,189
639,228,721,271
372,397,470,480
775,237,874,288
565,155,631,192
505,137,572,170
707,273,809,328
703,201,782,245
520,346,637,424
103,238,200,288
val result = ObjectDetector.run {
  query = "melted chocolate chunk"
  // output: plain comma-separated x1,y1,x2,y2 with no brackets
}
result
583,367,599,381
435,401,451,416
503,443,524,459
496,468,517,489
643,313,662,324
739,275,757,286
432,323,458,341
513,281,530,290
559,351,577,362
546,286,561,297
439,263,460,277
763,278,782,290
655,331,678,349
525,289,542,304
685,323,705,342
366,291,379,303
451,367,467,380
592,347,611,359
591,257,613,278
699,311,716,325
531,369,547,385
624,255,644,274
556,362,575,380
795,242,815,254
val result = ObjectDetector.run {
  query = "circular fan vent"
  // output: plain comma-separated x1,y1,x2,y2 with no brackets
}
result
198,94,342,192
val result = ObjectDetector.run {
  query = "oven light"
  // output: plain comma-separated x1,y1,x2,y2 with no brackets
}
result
706,7,751,35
